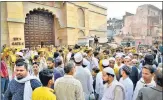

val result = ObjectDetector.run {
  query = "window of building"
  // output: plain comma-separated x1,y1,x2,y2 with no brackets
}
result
78,8,85,27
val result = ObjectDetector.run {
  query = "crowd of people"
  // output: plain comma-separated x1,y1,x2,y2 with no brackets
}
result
1,43,163,100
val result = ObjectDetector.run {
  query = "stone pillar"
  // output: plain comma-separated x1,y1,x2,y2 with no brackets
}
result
7,2,25,48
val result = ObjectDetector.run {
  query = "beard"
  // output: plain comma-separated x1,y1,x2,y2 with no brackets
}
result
103,80,109,84
48,66,53,69
17,76,24,80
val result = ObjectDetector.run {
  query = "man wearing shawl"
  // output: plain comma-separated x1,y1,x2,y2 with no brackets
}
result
4,59,41,100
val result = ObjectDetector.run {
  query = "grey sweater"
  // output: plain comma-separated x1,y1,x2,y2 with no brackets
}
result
136,86,162,100
4,79,41,100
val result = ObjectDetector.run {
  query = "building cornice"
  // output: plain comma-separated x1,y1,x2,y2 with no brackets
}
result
31,2,63,9
89,10,107,16
90,29,107,32
89,2,107,10
7,18,25,23
67,2,107,16
67,2,88,9
58,27,107,32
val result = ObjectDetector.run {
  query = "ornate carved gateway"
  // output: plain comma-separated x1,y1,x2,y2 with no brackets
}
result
24,9,54,48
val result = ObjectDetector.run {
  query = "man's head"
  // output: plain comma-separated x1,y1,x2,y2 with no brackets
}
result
86,48,93,56
142,65,155,83
144,54,154,65
47,57,54,69
115,55,122,64
133,53,139,60
139,53,144,59
128,53,133,60
103,50,110,56
82,58,88,68
38,51,44,57
102,67,115,84
64,62,76,75
59,49,63,55
108,57,115,68
69,48,72,52
55,57,62,67
33,55,40,62
102,59,109,68
121,65,132,76
154,66,163,87
132,59,138,66
15,59,28,80
32,62,40,74
39,69,54,87
147,49,152,54
74,52,83,65
3,44,6,48
15,52,23,60
53,52,59,59
94,51,100,59
153,49,157,54
82,52,87,58
116,49,120,53
92,67,100,77
124,56,131,66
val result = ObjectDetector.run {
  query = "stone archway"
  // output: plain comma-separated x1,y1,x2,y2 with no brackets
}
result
24,8,55,48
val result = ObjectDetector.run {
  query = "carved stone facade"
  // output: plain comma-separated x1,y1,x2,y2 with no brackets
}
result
1,2,107,48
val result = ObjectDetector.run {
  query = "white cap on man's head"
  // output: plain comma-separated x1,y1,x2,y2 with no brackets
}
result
74,52,83,63
82,52,87,57
115,54,122,58
124,56,131,59
102,59,109,66
83,58,89,66
139,53,142,55
103,67,115,76
109,57,115,61
128,53,133,56
16,52,23,57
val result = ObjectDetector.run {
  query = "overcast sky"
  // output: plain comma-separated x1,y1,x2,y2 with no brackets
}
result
93,2,162,19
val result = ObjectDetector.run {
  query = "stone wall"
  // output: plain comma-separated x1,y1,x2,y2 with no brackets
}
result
6,2,25,48
1,2,9,46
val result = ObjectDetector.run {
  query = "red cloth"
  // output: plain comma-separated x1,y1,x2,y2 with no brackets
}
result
0,60,9,78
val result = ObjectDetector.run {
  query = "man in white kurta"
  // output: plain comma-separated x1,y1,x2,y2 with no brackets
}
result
132,65,156,100
119,65,134,100
74,52,94,100
95,71,104,100
95,59,109,100
66,48,72,62
82,58,94,93
102,67,125,100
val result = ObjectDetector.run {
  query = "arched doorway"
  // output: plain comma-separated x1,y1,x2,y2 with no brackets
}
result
24,8,54,48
